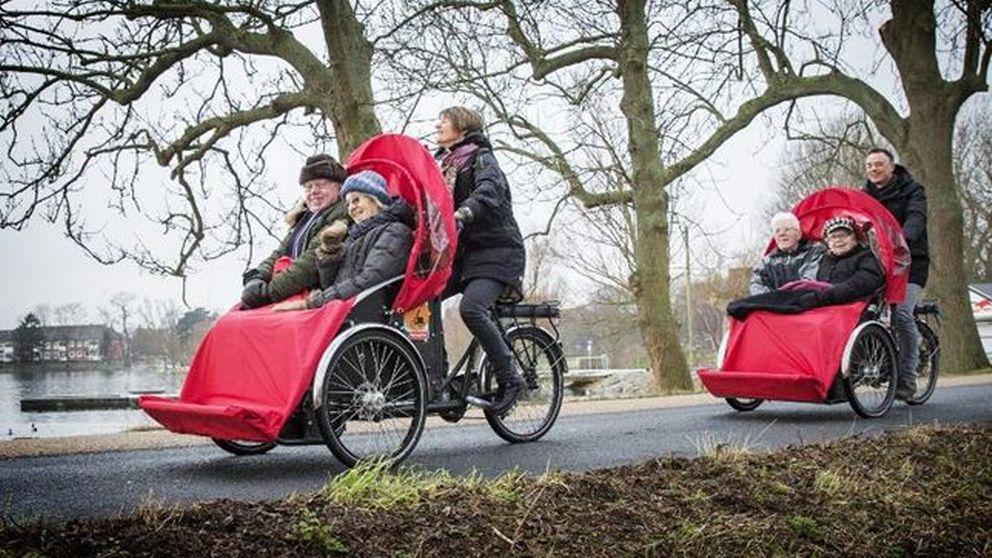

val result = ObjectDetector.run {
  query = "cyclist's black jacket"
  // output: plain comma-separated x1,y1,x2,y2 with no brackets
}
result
863,165,929,286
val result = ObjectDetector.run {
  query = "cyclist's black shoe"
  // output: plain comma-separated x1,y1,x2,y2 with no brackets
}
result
466,373,523,415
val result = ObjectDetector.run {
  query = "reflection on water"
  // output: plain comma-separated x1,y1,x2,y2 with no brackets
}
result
1,365,186,439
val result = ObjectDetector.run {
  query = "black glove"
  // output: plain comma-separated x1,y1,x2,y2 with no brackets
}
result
797,291,820,310
241,278,271,309
453,206,472,232
242,268,263,286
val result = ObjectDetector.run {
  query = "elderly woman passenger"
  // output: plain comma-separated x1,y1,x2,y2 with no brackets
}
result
272,170,414,312
796,217,885,310
749,212,826,295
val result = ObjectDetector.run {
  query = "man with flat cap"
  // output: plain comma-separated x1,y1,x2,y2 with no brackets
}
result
241,154,350,309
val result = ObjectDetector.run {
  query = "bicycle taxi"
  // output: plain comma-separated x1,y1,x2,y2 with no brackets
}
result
139,134,566,467
698,188,939,418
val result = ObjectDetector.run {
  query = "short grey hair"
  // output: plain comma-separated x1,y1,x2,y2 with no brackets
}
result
770,211,800,232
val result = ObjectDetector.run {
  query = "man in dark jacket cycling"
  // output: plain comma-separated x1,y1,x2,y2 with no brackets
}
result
863,147,928,400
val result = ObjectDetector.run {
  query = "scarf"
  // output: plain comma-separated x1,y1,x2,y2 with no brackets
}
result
439,142,480,187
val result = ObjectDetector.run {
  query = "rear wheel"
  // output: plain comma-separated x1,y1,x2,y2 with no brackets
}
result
316,328,427,468
480,326,565,443
906,320,939,405
843,323,897,418
212,439,276,456
725,397,763,412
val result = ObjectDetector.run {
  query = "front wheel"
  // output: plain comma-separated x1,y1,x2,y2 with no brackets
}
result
480,326,565,443
212,439,276,456
843,323,898,418
725,397,763,412
316,328,427,468
906,320,939,405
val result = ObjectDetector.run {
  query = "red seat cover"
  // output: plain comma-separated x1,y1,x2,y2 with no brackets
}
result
698,302,866,402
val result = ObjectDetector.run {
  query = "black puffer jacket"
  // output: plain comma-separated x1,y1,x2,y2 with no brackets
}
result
863,165,928,286
749,239,826,295
309,199,414,306
442,131,526,297
810,244,885,307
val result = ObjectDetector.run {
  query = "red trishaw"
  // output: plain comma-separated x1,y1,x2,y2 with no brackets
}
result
699,188,940,418
139,134,566,466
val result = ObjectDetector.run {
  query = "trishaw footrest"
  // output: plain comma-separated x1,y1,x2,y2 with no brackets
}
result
138,395,281,442
698,369,830,403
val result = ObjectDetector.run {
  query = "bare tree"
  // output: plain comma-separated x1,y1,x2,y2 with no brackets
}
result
0,1,420,280
395,0,990,378
774,100,992,283
955,106,992,282
100,291,136,366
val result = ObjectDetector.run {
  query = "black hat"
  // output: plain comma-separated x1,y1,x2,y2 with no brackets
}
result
299,154,347,185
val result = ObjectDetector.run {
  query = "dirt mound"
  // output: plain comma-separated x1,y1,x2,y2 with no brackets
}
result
2,425,990,557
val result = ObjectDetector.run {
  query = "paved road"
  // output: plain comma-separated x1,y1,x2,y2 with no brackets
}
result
3,383,990,521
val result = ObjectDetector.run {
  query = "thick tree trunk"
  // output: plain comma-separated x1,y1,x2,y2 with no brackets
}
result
902,112,991,373
633,189,693,391
617,0,692,392
316,0,382,157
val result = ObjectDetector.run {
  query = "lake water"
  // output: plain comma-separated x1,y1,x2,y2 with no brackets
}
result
1,365,186,439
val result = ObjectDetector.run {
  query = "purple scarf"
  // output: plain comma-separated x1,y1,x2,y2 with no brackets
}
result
440,143,480,186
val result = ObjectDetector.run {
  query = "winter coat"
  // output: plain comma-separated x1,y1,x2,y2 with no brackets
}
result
440,131,526,298
309,199,414,306
749,239,826,295
727,244,883,320
863,165,929,286
244,200,349,302
811,244,885,307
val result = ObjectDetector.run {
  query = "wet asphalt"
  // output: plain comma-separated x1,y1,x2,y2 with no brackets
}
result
2,382,990,521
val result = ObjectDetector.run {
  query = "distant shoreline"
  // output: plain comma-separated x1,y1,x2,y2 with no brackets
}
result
0,361,185,373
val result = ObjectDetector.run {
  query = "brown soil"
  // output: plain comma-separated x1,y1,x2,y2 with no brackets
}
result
2,425,990,557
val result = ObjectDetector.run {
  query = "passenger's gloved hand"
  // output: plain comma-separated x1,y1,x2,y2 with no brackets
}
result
797,291,820,310
318,220,349,258
241,278,271,309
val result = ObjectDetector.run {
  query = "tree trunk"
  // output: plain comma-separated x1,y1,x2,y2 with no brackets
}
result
617,0,692,392
633,189,693,391
902,111,991,373
316,0,382,157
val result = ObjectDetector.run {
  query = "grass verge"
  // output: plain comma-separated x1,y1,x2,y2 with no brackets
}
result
1,424,989,557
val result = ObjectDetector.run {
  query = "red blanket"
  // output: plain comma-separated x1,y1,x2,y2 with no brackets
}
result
698,301,866,403
139,298,353,441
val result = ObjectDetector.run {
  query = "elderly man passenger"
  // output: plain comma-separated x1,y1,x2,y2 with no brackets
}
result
749,212,826,295
241,154,349,309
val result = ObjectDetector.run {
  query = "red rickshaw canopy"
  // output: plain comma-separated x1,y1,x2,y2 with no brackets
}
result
140,134,456,441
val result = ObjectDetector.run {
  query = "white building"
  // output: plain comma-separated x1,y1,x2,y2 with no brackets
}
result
971,283,992,358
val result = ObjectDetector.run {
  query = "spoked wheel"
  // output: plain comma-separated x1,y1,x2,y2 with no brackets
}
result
481,326,565,443
906,320,939,406
316,328,427,468
842,323,898,418
725,397,763,412
212,439,277,456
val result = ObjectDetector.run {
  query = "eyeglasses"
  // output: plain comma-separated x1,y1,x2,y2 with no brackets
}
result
301,181,337,191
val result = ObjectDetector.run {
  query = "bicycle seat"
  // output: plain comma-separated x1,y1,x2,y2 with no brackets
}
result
493,301,561,319
914,300,940,316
